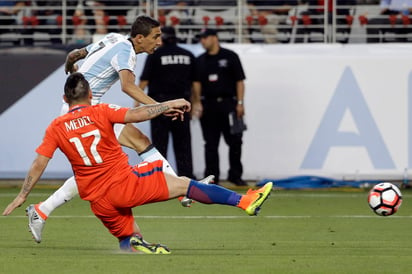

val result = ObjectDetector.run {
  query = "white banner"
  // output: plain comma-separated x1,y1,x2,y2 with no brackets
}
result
1,44,412,181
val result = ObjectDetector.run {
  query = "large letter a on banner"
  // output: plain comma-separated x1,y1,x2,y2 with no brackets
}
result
301,67,394,169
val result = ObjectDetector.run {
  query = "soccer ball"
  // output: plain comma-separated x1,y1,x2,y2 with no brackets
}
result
368,182,402,216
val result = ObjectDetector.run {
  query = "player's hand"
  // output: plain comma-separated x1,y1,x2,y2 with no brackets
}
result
171,98,191,112
166,99,191,114
170,112,185,121
164,99,191,121
2,195,26,216
164,108,186,121
65,63,79,75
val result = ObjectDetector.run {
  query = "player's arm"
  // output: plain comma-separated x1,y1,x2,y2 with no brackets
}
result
135,80,149,107
2,154,51,216
191,81,203,118
138,80,148,90
65,47,88,74
119,69,158,105
124,99,191,123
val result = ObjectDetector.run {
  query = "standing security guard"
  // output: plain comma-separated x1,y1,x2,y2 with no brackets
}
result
192,29,247,186
139,26,196,178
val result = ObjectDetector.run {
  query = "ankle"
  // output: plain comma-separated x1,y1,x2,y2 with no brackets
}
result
35,203,48,220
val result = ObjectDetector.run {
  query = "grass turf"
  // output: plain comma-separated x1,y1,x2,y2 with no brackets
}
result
0,187,411,274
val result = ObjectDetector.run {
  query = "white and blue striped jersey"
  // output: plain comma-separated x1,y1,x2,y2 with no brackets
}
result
78,33,136,105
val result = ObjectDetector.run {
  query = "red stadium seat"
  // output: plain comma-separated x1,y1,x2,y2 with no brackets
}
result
389,14,397,27
103,15,110,26
31,16,39,26
158,15,166,26
358,15,368,26
402,15,410,26
72,15,82,26
170,16,180,26
290,15,298,26
56,15,63,26
23,16,31,26
117,15,127,27
246,15,253,26
301,14,311,26
215,16,224,26
258,15,267,26
202,16,210,26
346,15,354,26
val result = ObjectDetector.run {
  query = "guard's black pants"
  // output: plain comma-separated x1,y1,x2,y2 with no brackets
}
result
200,98,243,183
150,112,194,178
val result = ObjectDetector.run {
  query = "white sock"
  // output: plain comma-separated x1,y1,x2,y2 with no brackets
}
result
38,176,79,217
139,146,177,176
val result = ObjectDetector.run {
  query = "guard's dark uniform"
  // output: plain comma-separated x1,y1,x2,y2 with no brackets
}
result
194,47,246,184
140,43,195,178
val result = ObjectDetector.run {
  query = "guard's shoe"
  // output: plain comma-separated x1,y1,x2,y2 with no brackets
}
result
120,234,171,254
228,178,248,186
26,204,46,243
180,175,215,207
239,182,273,216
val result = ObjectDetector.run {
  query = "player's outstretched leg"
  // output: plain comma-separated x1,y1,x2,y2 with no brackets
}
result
118,124,186,207
119,234,171,254
118,124,210,208
186,180,273,216
26,176,78,243
139,143,212,207
180,175,215,207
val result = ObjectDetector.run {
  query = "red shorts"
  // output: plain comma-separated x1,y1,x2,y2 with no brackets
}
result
90,160,169,239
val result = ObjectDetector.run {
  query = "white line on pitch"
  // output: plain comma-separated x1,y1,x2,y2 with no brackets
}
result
2,215,412,219
1,193,411,198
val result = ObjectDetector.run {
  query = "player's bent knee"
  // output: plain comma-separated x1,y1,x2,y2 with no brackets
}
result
164,174,190,199
117,123,151,153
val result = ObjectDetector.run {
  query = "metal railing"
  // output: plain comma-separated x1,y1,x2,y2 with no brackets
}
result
0,0,410,46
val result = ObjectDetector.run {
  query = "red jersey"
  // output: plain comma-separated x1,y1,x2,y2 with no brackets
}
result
36,103,130,202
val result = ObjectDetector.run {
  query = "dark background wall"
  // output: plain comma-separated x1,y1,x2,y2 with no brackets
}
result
0,48,66,114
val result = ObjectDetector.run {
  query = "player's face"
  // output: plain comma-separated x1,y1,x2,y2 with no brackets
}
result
141,26,162,54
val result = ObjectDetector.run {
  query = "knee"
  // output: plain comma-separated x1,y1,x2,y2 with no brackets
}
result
129,134,150,151
118,124,151,152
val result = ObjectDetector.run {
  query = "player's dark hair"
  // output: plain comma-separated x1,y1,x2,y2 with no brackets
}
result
130,15,160,38
64,72,90,103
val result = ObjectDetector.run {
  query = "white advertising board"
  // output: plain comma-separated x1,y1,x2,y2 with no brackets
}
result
1,44,412,181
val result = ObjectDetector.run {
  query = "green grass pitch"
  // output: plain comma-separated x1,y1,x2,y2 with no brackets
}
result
0,187,411,274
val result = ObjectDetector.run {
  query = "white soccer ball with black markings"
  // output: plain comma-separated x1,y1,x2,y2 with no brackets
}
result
368,182,402,216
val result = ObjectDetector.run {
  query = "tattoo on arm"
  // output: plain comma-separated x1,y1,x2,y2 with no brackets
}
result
21,176,34,196
146,104,170,117
67,48,88,64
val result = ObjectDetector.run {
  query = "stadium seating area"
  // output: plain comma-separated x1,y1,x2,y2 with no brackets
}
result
2,0,412,46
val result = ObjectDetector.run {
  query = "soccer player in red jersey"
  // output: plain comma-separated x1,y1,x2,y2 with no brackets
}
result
25,16,203,246
3,73,273,254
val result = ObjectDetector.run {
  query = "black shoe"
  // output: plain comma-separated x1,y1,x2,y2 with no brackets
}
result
228,178,248,186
